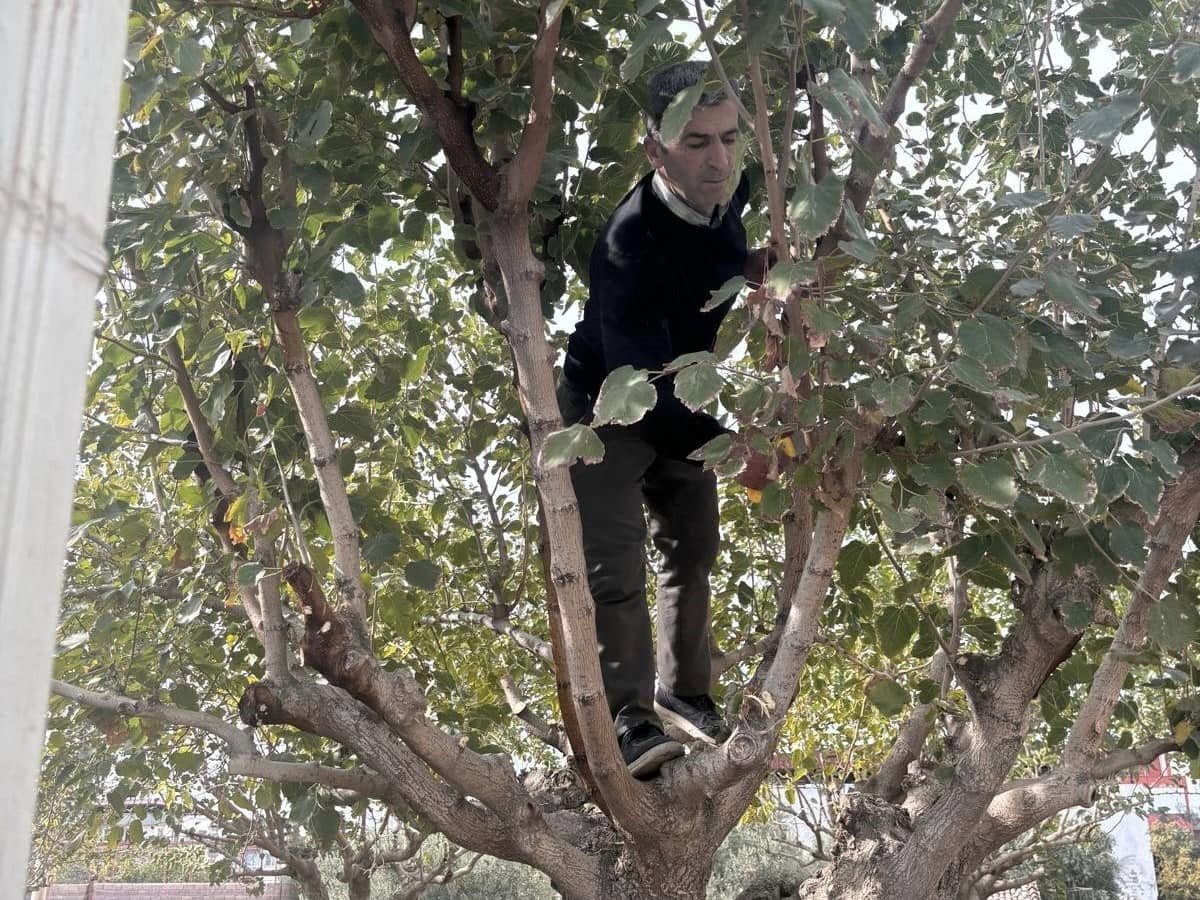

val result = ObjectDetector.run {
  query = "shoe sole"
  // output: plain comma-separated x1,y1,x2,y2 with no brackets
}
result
626,739,685,779
654,700,725,747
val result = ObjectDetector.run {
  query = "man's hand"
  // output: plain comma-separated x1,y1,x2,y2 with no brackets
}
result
744,246,779,289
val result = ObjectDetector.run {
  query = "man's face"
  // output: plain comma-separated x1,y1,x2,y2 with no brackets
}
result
645,99,740,214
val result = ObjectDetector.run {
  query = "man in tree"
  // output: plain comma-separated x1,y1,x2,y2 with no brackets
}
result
558,61,752,778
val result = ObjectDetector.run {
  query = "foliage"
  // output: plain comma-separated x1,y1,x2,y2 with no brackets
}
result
48,843,211,886
1034,832,1120,900
1152,824,1200,900
707,824,819,899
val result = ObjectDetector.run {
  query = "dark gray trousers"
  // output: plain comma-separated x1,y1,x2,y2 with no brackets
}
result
558,377,719,737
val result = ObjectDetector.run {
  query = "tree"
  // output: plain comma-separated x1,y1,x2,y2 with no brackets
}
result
1152,823,1200,900
46,0,1200,898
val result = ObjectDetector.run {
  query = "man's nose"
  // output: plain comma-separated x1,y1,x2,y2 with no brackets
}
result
707,141,730,172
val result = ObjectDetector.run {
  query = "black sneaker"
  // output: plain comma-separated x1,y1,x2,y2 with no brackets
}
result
619,722,685,779
654,688,732,746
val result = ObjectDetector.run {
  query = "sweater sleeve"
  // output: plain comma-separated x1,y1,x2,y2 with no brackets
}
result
593,251,729,460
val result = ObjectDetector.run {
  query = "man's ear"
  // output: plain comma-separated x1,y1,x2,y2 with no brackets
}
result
644,134,665,170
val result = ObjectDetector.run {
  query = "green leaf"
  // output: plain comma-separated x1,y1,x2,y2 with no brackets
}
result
958,314,1018,372
703,276,746,313
767,261,817,299
959,457,1019,508
1124,462,1162,516
675,364,724,411
838,0,876,51
297,100,334,146
330,269,366,305
837,539,881,589
838,202,877,262
802,0,846,26
949,357,998,393
404,559,441,590
865,676,909,716
540,424,605,467
620,19,669,82
544,0,568,26
1069,92,1139,143
877,606,919,657
1028,451,1095,505
363,532,402,565
1044,269,1104,322
873,376,915,416
1048,214,1097,240
591,365,657,426
746,0,789,53
788,175,845,239
1173,43,1200,83
310,804,341,846
175,38,203,76
177,594,204,624
1109,523,1147,566
290,19,314,43
658,81,705,145
367,205,399,246
825,69,886,131
688,433,733,465
1149,595,1198,652
997,189,1049,209
236,562,264,587
1096,463,1130,502
665,351,716,373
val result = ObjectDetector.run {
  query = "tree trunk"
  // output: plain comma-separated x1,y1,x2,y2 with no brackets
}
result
0,1,130,892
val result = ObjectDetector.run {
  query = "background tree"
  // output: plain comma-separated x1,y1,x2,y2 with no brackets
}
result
1152,822,1200,900
44,0,1200,898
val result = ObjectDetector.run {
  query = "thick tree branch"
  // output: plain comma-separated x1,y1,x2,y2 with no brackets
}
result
225,755,407,806
761,453,863,716
887,564,1103,897
502,0,563,209
500,674,568,754
822,0,964,256
189,0,336,19
165,337,238,498
273,310,369,621
712,633,777,678
738,0,787,252
50,679,254,755
1066,450,1200,762
352,0,500,209
238,677,601,888
965,735,1178,869
437,609,553,664
488,215,652,834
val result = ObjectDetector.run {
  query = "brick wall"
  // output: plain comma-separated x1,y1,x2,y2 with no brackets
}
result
34,881,298,900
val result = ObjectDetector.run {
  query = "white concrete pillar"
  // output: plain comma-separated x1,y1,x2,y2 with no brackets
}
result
0,2,130,892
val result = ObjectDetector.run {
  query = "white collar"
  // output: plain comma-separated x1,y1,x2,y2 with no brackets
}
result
651,172,726,228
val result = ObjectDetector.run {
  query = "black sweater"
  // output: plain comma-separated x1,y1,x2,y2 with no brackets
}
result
563,171,749,459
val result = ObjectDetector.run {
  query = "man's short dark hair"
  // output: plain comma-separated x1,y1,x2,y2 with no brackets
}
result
645,60,730,134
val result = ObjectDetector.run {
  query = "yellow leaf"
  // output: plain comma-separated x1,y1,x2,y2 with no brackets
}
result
746,488,763,503
139,32,163,60
1122,377,1144,396
225,493,248,525
1174,721,1194,745
777,435,798,459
